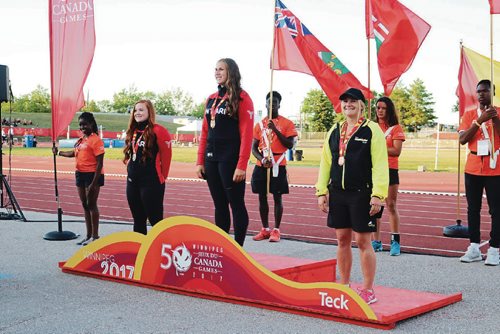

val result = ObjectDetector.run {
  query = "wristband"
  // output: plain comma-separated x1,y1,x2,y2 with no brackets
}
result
261,158,268,165
371,195,382,200
472,120,481,127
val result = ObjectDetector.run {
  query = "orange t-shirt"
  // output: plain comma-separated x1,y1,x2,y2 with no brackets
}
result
74,133,105,173
458,108,500,176
378,123,405,170
253,115,297,166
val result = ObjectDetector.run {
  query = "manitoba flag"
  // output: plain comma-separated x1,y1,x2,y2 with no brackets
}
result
273,0,371,112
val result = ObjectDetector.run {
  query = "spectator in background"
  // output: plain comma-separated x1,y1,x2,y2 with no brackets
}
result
53,112,104,246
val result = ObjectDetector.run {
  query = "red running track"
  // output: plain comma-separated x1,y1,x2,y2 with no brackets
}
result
1,156,492,257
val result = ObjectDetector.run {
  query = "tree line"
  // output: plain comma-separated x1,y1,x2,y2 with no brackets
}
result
3,78,438,133
301,78,438,132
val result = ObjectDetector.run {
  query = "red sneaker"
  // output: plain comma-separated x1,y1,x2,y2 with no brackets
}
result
356,288,377,305
269,229,281,242
253,228,271,241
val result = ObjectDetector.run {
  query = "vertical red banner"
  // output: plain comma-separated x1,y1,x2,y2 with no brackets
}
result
49,0,96,140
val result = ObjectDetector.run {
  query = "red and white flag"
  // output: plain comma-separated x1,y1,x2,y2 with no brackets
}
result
49,0,96,140
366,0,431,96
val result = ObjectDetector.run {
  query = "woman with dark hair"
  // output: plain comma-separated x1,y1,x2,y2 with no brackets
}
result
371,96,405,256
195,58,254,246
53,112,104,246
123,100,172,235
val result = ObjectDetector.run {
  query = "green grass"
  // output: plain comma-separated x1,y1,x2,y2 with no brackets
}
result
7,145,467,172
1,112,181,133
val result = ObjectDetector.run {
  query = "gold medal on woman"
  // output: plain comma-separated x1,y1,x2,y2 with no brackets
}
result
210,119,216,128
132,153,137,161
338,156,345,166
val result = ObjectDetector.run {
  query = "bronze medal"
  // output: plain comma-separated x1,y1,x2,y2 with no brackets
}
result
338,156,345,166
210,119,216,128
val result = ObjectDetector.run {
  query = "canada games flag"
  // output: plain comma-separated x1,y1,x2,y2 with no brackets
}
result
366,0,431,96
273,0,371,112
49,0,96,140
489,0,500,14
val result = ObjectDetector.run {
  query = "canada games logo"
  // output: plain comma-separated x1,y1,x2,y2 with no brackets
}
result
172,244,192,275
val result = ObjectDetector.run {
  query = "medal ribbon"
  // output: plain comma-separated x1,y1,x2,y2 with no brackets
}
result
210,95,227,123
132,129,145,158
339,118,364,160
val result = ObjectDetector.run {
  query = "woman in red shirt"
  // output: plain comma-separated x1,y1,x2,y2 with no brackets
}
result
54,112,104,246
372,97,405,256
195,58,254,246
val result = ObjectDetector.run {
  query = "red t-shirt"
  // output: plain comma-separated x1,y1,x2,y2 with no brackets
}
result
458,107,500,176
253,115,297,166
378,123,405,169
74,133,105,173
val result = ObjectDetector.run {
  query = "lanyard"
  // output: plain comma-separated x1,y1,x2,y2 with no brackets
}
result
339,118,364,162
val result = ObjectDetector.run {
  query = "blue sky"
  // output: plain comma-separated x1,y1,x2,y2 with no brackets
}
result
1,0,499,125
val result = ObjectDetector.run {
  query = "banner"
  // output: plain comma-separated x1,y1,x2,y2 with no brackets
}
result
456,46,500,116
490,0,500,14
273,0,371,112
49,0,96,140
366,0,431,96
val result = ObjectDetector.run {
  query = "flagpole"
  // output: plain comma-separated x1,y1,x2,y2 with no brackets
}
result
443,42,468,238
367,38,372,119
490,13,495,165
266,1,278,195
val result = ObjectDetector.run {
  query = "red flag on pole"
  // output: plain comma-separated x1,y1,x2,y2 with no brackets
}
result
489,0,500,14
49,0,96,140
273,0,372,112
365,0,431,96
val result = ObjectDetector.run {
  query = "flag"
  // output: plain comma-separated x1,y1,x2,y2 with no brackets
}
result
366,0,431,96
456,46,500,116
489,0,500,14
273,0,372,112
49,0,96,140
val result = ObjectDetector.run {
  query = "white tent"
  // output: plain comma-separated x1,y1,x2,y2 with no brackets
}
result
175,120,203,143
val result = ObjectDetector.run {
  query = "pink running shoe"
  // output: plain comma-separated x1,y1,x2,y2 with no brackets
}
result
253,228,271,241
269,229,281,242
356,288,377,305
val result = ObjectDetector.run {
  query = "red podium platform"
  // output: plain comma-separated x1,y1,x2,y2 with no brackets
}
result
60,216,461,330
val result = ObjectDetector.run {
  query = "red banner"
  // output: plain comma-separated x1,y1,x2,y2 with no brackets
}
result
273,0,372,112
49,0,96,140
366,0,431,96
490,0,500,14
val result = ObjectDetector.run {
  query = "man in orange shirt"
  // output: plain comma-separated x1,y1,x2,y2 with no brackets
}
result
251,91,298,242
458,79,500,266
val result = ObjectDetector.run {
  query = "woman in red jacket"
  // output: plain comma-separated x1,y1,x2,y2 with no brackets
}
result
196,58,254,246
123,100,172,235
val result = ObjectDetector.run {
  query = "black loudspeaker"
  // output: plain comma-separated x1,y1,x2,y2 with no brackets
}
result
0,65,9,103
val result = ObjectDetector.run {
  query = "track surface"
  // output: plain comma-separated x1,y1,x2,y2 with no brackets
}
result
2,156,491,257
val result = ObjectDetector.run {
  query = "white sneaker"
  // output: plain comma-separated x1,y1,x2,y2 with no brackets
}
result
484,247,500,266
460,245,482,263
81,236,99,246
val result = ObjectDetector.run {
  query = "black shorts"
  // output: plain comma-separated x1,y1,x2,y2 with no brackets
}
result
251,165,289,195
389,168,399,185
327,188,377,233
75,171,104,188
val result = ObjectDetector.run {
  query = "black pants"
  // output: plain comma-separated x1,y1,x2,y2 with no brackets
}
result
205,160,249,246
465,173,500,247
127,177,165,235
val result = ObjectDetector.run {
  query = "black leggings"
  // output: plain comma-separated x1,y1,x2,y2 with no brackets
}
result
127,177,165,235
205,160,249,246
